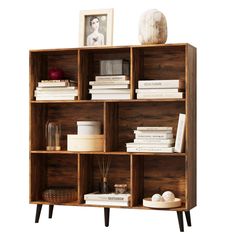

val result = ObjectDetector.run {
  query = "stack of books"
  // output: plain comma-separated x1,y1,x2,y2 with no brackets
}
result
34,80,78,100
136,79,184,99
84,192,131,207
126,127,175,153
89,75,130,100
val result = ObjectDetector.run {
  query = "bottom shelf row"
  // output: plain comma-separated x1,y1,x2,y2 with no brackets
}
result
30,153,186,210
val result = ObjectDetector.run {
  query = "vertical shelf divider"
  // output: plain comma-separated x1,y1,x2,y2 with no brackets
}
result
77,49,81,100
130,154,144,207
104,102,119,152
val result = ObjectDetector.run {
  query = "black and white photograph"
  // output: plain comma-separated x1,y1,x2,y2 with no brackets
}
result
79,9,113,46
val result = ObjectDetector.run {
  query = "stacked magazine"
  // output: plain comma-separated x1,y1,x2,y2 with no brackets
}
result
126,127,175,153
84,192,131,207
89,75,130,100
34,80,78,100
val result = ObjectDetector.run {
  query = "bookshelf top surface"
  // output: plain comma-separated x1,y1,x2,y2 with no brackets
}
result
29,43,194,53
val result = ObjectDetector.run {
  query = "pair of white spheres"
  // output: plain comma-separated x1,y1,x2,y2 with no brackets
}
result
152,191,175,202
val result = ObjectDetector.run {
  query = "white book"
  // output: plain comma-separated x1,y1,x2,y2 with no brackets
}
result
36,96,76,101
136,88,179,93
134,130,172,134
134,138,175,144
95,75,129,81
85,200,129,207
138,80,184,89
84,192,131,201
137,92,183,99
126,143,173,148
89,81,130,85
127,147,174,153
174,113,186,153
38,80,76,87
89,89,130,94
91,93,131,100
35,90,78,96
36,86,77,91
137,127,173,131
135,133,173,139
92,84,130,89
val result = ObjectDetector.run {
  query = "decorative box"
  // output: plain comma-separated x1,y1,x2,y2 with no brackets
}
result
100,59,130,75
67,134,104,151
77,121,101,135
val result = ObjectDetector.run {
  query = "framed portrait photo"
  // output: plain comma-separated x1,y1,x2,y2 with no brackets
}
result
79,9,114,47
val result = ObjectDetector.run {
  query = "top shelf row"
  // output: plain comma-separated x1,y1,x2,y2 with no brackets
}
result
30,44,193,101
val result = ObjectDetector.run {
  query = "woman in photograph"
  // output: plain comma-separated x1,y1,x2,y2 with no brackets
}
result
87,16,104,46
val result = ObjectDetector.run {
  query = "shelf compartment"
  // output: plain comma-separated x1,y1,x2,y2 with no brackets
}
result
30,102,104,151
30,153,78,202
79,48,131,100
131,155,186,208
78,154,131,205
30,49,79,100
105,101,185,152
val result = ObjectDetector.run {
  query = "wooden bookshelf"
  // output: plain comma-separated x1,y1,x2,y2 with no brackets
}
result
29,44,196,232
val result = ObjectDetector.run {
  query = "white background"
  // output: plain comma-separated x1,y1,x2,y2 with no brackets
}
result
0,0,235,235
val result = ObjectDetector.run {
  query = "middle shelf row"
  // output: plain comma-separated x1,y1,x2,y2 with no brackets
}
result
31,101,186,152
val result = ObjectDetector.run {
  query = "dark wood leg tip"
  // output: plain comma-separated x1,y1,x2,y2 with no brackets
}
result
177,211,184,232
184,211,192,227
49,205,54,219
104,208,110,227
35,204,42,223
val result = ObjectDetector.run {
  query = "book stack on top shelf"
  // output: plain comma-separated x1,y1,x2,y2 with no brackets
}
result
126,127,175,153
34,80,78,100
84,192,131,207
89,75,130,100
136,80,184,99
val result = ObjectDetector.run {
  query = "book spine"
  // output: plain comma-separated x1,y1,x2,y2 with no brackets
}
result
127,147,174,153
95,75,129,81
134,138,175,144
135,133,173,139
138,80,184,88
92,84,130,89
89,89,130,94
137,92,183,99
174,113,186,153
134,130,172,134
84,196,130,201
126,143,173,148
137,127,173,131
89,81,130,85
91,94,131,100
136,88,179,93
85,200,129,206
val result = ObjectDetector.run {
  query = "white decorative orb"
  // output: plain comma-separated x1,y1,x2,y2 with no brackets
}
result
151,193,164,202
139,9,167,45
162,191,175,202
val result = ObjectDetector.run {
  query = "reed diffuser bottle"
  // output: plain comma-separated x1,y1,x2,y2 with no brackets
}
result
98,156,111,193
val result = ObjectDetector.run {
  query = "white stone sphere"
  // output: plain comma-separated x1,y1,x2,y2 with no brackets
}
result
139,9,167,45
162,191,175,202
151,193,164,202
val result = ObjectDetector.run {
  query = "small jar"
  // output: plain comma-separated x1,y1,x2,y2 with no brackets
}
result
114,184,127,194
45,121,61,151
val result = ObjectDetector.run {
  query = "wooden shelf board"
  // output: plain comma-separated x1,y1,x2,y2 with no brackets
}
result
30,201,79,206
30,99,185,104
30,150,186,156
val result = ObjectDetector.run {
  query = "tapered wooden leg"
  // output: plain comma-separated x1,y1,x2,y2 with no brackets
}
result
49,205,54,219
177,211,184,232
104,208,110,227
184,211,191,226
35,204,42,223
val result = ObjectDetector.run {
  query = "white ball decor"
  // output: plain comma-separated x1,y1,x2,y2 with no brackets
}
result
162,191,175,202
139,9,167,45
151,193,164,202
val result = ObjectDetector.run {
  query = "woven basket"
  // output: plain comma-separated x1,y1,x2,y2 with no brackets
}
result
42,188,77,203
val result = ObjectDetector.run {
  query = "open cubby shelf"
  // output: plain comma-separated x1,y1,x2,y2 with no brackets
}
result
30,44,196,232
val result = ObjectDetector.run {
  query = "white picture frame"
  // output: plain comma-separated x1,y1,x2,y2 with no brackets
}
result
79,9,114,47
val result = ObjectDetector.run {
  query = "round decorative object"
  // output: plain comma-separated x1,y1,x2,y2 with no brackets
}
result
162,191,175,202
42,187,77,203
143,198,181,209
139,9,167,45
48,68,65,80
151,193,164,202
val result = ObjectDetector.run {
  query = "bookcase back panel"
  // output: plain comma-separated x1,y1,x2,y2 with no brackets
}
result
46,103,104,150
47,155,78,188
143,156,186,203
141,46,185,80
117,102,185,151
91,155,130,193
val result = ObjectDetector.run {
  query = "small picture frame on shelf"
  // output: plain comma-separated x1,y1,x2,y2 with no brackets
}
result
79,9,114,47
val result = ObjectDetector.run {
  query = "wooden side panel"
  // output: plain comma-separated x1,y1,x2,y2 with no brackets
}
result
185,45,197,210
131,155,144,206
104,102,119,151
143,156,186,205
